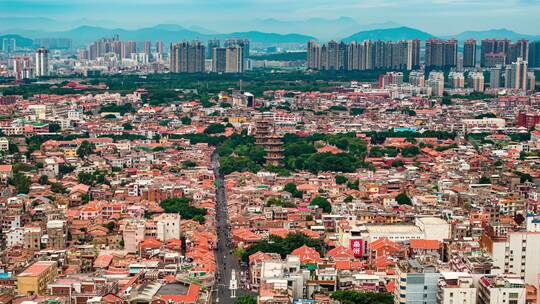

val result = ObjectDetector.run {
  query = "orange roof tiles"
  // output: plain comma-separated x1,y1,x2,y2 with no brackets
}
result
291,245,322,264
159,283,201,303
410,239,440,250
327,246,354,259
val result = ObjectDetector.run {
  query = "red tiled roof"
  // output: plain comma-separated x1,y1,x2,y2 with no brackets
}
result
410,239,440,250
160,283,201,303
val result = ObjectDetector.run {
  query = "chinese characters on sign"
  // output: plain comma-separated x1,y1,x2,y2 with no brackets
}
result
350,239,363,257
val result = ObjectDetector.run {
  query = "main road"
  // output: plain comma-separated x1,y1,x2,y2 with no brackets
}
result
211,151,254,304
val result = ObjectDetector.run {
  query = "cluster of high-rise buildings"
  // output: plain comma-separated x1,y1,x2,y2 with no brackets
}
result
80,35,165,62
170,38,249,73
11,47,49,80
490,57,535,91
480,39,529,67
2,38,17,53
308,38,540,71
307,40,421,71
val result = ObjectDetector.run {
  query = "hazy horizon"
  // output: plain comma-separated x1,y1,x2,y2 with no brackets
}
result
1,0,540,36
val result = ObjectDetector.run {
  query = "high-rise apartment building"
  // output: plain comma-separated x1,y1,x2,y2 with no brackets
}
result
207,39,220,59
212,47,227,73
35,47,49,77
308,39,419,71
12,56,33,80
527,72,536,91
504,57,528,90
528,41,540,68
170,41,205,73
225,45,244,73
2,38,16,52
481,39,510,67
425,39,457,69
409,71,425,87
126,40,137,58
427,71,445,96
463,39,477,67
224,38,250,58
155,40,164,54
111,40,125,58
143,40,151,55
508,39,529,63
449,72,465,88
480,39,526,67
469,72,485,92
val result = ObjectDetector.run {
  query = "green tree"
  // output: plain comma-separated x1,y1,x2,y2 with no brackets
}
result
283,182,303,198
59,164,75,175
335,175,348,185
181,116,192,125
478,176,491,184
48,123,61,132
77,141,95,158
401,146,420,157
331,291,393,304
103,221,116,232
235,295,257,304
310,196,332,213
8,143,19,154
123,122,133,130
391,160,404,167
11,172,31,194
350,108,365,116
347,179,359,190
50,182,66,193
204,123,225,134
283,142,316,157
241,233,324,262
39,175,49,185
78,172,95,185
395,192,412,205
160,197,207,223
182,160,197,168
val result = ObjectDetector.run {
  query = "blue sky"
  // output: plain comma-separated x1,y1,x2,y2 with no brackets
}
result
1,0,539,35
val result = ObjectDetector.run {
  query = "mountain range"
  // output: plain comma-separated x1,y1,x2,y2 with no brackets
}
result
3,24,317,47
246,17,401,40
343,27,435,42
2,20,540,48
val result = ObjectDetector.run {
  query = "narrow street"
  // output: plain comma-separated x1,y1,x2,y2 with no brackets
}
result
212,151,254,304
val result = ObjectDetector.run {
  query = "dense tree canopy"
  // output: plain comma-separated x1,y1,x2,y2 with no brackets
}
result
160,197,207,223
234,295,257,304
240,233,324,262
77,140,95,158
395,192,412,205
331,291,393,304
310,196,332,213
204,123,226,134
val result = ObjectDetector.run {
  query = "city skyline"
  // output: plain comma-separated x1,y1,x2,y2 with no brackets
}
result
1,0,540,36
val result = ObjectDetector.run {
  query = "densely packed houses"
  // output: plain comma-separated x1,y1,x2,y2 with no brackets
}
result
0,76,539,304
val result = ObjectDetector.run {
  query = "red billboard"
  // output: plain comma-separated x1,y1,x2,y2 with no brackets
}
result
350,239,363,257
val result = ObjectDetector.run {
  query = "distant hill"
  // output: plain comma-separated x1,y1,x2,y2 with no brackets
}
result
0,34,33,48
252,17,400,40
342,26,436,42
447,28,540,41
6,25,315,47
219,31,315,44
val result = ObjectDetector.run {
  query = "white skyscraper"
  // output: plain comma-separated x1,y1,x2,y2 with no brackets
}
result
35,47,49,77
